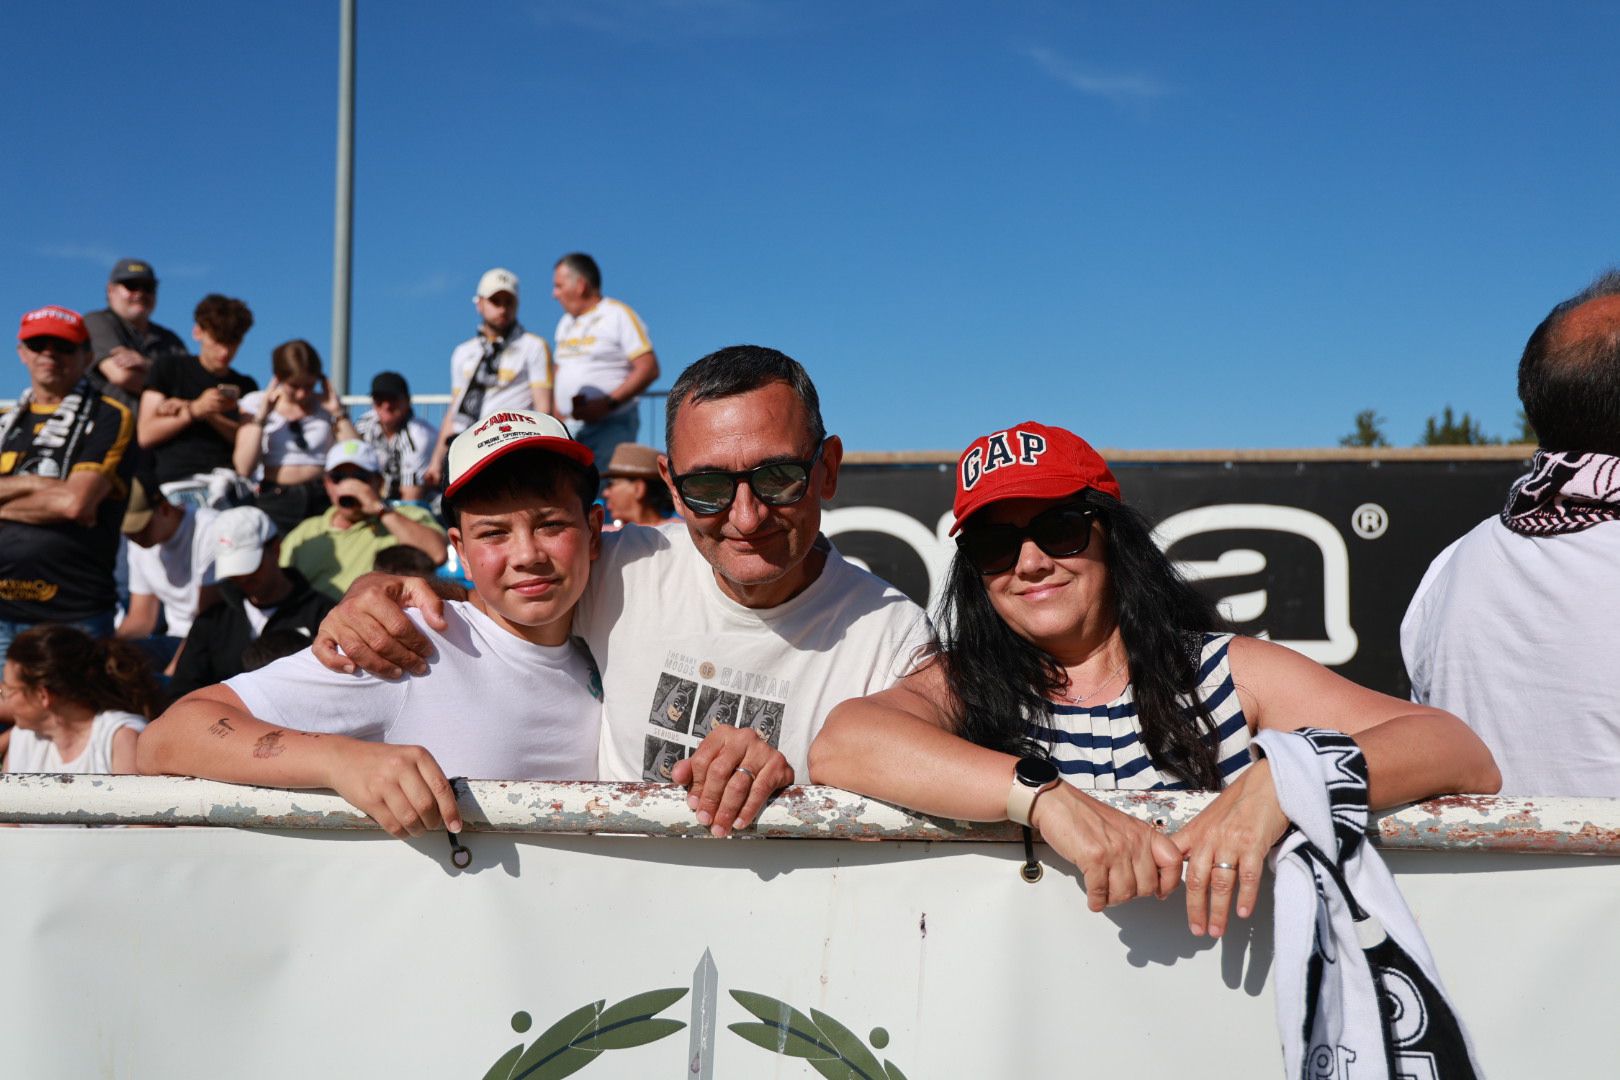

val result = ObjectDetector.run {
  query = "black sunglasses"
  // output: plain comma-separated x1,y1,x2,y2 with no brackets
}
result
22,336,82,356
671,441,825,516
957,503,1098,575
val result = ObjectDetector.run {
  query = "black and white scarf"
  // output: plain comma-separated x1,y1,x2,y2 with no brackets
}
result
1259,728,1482,1080
0,375,98,479
455,322,524,422
1501,450,1620,535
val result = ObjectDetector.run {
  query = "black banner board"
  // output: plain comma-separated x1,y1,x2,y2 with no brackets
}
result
824,454,1530,696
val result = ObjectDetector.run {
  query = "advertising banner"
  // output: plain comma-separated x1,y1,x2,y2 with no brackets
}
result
828,454,1530,694
3,823,1614,1078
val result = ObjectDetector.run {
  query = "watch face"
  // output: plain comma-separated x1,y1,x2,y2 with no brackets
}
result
1015,754,1060,787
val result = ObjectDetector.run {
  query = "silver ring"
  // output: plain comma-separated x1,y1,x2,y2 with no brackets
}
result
737,765,757,780
1213,861,1238,871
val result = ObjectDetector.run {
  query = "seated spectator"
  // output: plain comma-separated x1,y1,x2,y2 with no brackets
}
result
84,259,190,404
235,340,357,535
240,628,317,673
601,443,677,528
280,441,447,600
1403,270,1620,797
168,507,335,698
116,479,220,672
355,371,436,502
137,294,257,487
1,306,137,655
2,625,159,776
809,422,1500,936
138,411,606,838
371,544,439,580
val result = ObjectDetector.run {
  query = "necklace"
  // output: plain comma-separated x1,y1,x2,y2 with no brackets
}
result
1057,657,1128,705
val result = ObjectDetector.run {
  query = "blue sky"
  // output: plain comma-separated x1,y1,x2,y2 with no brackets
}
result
5,2,1617,452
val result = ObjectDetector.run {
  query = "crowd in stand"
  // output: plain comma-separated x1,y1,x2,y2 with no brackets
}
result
3,258,1618,949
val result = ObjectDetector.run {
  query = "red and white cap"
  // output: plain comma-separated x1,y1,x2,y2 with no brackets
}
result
444,410,594,498
17,306,88,344
950,421,1122,534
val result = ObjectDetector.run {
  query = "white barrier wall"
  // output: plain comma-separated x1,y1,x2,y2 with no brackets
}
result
3,780,1616,1078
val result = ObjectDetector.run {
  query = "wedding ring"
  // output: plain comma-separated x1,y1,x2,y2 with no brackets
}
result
737,765,757,780
1213,861,1237,871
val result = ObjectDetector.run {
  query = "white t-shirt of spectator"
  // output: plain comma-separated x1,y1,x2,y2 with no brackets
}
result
355,409,437,497
575,523,935,784
552,299,652,422
127,505,219,638
5,711,147,773
237,392,339,472
226,600,602,781
447,327,553,434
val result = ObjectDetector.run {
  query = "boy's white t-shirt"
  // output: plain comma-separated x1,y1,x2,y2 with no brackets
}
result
126,505,218,638
226,600,602,780
575,524,934,783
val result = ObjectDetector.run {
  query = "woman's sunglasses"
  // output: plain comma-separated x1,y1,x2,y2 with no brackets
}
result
957,504,1098,575
670,441,825,516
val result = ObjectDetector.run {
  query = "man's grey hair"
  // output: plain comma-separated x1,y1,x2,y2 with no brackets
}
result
663,345,826,460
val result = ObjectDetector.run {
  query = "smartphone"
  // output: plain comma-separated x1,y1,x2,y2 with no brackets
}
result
218,384,242,402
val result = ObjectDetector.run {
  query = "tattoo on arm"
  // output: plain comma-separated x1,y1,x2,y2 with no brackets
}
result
251,731,285,759
207,718,234,738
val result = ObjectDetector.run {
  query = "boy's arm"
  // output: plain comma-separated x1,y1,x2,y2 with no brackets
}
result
135,683,462,837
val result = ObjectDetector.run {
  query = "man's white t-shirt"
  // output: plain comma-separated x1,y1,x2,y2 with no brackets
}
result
1401,516,1620,797
448,328,553,434
552,299,652,422
127,505,218,638
575,524,934,783
227,601,602,780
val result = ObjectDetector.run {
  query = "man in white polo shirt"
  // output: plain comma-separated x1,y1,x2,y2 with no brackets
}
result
425,267,553,487
551,252,660,468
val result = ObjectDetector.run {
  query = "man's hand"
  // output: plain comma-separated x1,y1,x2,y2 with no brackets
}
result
570,393,614,424
104,346,152,375
1030,784,1184,912
153,396,188,418
671,724,794,837
312,572,457,677
190,386,234,418
334,476,386,518
326,739,462,838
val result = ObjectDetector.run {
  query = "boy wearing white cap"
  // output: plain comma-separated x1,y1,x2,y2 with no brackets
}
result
278,439,447,600
137,411,605,836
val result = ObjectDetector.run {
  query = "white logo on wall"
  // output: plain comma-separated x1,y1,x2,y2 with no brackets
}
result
822,502,1360,667
1352,502,1389,540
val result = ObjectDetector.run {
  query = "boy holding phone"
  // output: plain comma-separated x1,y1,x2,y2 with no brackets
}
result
137,412,606,837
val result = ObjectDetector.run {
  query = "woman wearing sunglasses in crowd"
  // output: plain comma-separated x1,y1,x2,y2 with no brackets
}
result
809,422,1500,938
235,339,358,535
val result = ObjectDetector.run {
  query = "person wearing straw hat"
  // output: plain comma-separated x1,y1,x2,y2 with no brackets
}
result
601,443,676,528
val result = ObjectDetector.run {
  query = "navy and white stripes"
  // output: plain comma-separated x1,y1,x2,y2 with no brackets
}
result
1027,633,1252,791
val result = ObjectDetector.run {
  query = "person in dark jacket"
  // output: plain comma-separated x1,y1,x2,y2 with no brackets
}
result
169,506,334,697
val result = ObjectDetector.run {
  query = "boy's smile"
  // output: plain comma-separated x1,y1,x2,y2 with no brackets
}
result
450,489,602,647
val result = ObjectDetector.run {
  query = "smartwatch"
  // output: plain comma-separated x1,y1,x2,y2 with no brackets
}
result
1007,754,1061,828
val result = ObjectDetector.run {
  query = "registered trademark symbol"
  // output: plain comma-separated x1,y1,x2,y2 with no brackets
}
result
1351,503,1388,539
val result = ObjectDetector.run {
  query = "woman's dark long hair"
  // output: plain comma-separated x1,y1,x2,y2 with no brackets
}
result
6,625,162,720
938,491,1230,789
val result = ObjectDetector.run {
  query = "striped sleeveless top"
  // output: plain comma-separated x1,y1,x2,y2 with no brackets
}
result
1026,633,1253,791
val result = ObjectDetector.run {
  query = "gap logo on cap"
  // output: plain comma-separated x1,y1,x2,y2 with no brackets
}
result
961,428,1048,491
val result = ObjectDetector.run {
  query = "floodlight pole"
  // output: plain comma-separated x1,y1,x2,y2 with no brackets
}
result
330,0,356,394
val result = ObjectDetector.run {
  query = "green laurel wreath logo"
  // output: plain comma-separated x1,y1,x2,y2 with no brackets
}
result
480,988,688,1080
728,990,909,1080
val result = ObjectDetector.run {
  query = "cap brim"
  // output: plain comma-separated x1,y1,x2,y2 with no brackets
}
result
214,548,265,579
120,510,155,536
949,478,1100,534
443,435,595,499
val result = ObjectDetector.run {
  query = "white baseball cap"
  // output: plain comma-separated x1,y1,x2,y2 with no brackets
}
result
325,439,382,475
445,410,594,498
206,506,277,579
476,267,519,300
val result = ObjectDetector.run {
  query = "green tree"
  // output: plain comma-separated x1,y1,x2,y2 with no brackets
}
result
1339,409,1390,448
1419,405,1499,446
1512,409,1537,444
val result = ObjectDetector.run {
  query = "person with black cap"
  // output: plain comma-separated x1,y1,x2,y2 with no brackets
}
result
355,371,437,502
83,258,190,401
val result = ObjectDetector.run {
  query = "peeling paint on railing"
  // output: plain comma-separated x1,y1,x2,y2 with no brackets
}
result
0,774,1616,855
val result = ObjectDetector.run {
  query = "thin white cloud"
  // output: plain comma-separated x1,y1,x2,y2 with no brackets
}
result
1025,46,1172,105
34,242,123,267
397,272,456,298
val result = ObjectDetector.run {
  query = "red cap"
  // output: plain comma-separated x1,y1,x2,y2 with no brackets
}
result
17,306,88,344
950,421,1121,534
444,409,594,499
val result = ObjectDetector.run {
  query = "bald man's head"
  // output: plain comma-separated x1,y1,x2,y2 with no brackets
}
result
1519,270,1620,455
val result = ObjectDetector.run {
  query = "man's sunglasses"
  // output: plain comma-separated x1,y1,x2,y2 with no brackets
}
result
21,336,82,356
671,441,825,516
956,503,1098,575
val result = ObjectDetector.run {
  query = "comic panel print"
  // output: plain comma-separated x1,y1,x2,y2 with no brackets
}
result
648,673,698,734
691,686,740,741
739,696,784,748
643,736,688,782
